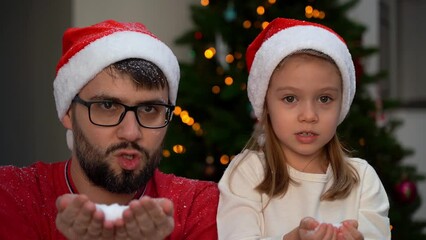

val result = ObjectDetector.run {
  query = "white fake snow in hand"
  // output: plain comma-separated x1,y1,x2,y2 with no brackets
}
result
96,203,129,221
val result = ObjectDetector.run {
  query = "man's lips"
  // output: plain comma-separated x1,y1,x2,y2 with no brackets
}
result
114,150,142,171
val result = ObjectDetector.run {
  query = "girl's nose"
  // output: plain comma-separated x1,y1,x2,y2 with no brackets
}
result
298,102,319,123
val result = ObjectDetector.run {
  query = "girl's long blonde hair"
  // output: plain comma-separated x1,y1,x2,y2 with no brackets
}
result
234,50,359,201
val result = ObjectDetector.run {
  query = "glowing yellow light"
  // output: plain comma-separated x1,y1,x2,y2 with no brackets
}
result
305,5,313,14
204,49,214,59
180,111,191,123
261,21,269,29
173,144,186,154
186,117,195,126
359,138,365,146
256,6,265,15
212,85,221,94
173,106,182,115
319,11,326,19
204,47,216,59
192,122,201,131
234,52,242,59
162,149,171,158
195,129,204,136
200,0,209,7
243,20,252,29
305,12,313,18
206,155,214,164
181,115,191,124
268,0,276,4
313,9,320,18
220,155,230,165
180,110,189,118
225,54,234,63
224,76,233,86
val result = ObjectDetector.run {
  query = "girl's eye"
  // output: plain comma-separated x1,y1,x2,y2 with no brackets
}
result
283,96,296,103
319,96,332,103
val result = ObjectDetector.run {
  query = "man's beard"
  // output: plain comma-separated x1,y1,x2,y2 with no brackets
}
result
73,123,161,194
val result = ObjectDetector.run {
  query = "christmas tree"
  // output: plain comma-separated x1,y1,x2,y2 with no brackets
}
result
160,0,426,238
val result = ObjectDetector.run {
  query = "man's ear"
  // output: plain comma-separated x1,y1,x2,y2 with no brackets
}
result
62,108,73,130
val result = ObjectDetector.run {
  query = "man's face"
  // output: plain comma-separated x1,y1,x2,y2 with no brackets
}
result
66,69,170,194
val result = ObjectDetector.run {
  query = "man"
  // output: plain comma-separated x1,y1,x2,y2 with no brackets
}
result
0,20,218,239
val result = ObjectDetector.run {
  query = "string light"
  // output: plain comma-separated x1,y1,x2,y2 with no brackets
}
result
194,31,203,40
162,149,171,158
206,155,214,164
268,0,276,4
242,20,252,29
212,85,221,94
261,21,269,29
204,47,216,59
220,155,230,165
173,106,182,116
195,128,204,136
173,144,186,154
256,6,265,16
192,123,201,131
224,76,233,86
225,54,234,63
200,0,209,7
305,5,313,15
359,138,366,146
305,5,326,19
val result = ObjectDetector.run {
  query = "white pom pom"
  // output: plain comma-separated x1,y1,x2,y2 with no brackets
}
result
66,129,73,151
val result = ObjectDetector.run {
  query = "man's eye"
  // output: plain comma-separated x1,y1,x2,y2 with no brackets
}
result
142,105,154,113
140,105,160,114
97,102,115,110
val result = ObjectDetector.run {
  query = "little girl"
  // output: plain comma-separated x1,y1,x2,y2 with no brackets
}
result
217,18,390,240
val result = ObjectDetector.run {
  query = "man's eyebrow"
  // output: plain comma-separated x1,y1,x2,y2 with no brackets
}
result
136,99,169,105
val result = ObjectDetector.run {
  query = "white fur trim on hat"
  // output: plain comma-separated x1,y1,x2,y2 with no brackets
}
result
53,31,180,120
248,25,355,124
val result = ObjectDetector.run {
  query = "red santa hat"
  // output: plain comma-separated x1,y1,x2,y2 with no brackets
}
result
246,18,355,124
53,19,180,121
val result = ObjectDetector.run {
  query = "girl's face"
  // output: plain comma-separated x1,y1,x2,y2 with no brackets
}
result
265,53,342,169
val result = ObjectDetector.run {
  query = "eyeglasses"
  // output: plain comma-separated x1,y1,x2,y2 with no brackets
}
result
72,95,175,129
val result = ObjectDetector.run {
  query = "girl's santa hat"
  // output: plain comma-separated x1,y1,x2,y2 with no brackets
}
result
53,19,180,121
246,18,355,124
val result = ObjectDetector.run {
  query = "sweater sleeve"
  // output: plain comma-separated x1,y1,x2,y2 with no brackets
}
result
357,162,391,240
217,151,283,240
153,170,220,240
180,182,219,240
0,166,41,240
